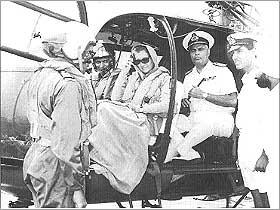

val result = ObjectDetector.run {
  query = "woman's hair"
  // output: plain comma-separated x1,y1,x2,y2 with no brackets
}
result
131,45,151,59
132,45,148,53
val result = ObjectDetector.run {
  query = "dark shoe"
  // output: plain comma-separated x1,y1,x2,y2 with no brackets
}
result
141,200,162,208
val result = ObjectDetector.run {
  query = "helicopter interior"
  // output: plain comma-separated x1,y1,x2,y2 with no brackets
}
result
95,13,239,83
82,13,246,208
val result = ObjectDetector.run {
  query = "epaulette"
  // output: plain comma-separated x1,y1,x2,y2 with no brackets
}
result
213,62,227,67
185,69,193,76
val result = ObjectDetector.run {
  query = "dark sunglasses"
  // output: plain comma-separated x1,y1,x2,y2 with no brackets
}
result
133,57,150,65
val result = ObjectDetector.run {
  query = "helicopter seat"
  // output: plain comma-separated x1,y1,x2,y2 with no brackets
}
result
163,123,239,167
148,79,238,165
158,125,243,207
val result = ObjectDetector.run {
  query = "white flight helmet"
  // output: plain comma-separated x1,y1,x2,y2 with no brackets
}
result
62,21,96,60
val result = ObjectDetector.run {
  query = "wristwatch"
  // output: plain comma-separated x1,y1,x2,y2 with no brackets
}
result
202,92,208,99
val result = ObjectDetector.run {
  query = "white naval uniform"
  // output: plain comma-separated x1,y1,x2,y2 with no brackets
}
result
265,83,279,208
236,69,270,193
237,69,279,208
167,61,237,161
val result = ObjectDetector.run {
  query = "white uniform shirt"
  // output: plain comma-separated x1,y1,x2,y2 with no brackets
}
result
236,69,279,198
236,69,270,167
264,83,279,164
236,69,269,132
265,83,279,208
182,61,237,114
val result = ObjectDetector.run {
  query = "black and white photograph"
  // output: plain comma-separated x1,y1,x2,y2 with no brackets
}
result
1,1,279,208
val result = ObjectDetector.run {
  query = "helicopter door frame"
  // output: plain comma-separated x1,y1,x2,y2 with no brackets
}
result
153,16,177,163
12,1,88,24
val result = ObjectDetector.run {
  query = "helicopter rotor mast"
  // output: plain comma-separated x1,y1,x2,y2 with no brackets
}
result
205,1,260,32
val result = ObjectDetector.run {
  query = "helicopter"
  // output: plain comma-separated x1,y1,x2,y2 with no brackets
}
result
1,1,273,208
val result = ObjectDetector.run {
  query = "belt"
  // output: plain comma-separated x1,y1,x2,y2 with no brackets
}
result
33,137,51,147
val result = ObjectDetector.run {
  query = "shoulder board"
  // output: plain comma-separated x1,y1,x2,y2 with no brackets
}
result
58,70,75,80
185,69,193,76
213,62,227,67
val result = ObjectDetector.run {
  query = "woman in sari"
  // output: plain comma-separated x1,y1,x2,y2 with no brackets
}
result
89,44,171,194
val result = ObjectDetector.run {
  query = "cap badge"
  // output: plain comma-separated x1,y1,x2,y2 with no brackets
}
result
191,33,199,42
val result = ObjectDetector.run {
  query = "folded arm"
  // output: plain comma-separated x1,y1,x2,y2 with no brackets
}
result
188,87,237,108
204,92,237,108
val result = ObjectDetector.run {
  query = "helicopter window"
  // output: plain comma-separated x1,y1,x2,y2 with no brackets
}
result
1,1,47,54
1,2,81,52
1,1,86,67
27,1,81,22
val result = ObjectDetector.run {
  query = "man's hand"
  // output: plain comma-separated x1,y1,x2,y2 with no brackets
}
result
124,59,133,69
73,190,87,208
254,152,269,172
122,59,136,75
188,86,206,99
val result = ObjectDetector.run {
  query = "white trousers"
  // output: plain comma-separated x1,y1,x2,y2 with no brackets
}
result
165,111,234,162
240,158,279,208
238,130,279,208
